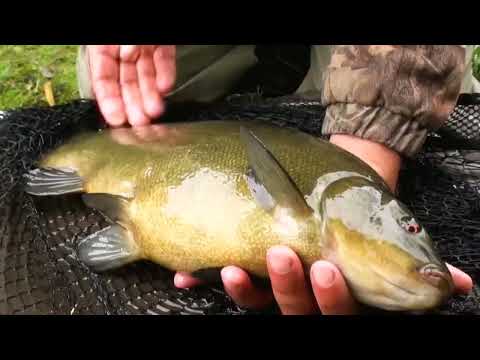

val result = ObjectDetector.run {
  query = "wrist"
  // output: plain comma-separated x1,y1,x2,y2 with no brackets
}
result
329,134,402,193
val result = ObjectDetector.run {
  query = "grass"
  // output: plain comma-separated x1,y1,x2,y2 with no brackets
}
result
0,45,79,110
473,47,480,83
0,45,479,111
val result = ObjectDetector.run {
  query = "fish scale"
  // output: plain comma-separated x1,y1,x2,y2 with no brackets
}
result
38,121,379,275
24,119,454,311
3,94,480,314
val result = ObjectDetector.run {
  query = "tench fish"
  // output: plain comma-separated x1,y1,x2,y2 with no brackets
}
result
25,120,454,311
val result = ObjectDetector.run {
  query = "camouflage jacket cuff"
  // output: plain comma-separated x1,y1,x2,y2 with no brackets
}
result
320,45,468,157
322,103,427,158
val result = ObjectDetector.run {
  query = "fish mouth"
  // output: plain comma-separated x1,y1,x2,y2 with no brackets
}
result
362,267,450,312
419,263,454,291
381,274,417,296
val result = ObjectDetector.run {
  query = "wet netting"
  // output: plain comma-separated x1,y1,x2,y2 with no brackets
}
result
3,43,480,315
1,93,480,315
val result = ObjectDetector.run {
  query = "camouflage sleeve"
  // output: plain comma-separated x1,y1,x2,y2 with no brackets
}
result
321,45,466,157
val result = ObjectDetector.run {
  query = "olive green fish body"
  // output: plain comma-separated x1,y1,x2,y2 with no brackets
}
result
39,121,380,276
27,120,454,311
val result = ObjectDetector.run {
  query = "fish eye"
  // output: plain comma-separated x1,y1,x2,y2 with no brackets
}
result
399,216,422,234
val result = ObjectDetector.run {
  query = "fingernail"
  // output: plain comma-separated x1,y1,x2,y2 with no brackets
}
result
146,99,164,118
312,261,336,289
120,45,139,60
157,75,174,93
267,248,293,275
101,100,126,126
130,112,150,127
174,273,187,288
221,267,243,287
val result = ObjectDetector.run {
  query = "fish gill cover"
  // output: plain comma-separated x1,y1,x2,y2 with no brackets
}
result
0,94,480,315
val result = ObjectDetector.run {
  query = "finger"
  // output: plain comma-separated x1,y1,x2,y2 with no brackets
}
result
310,261,357,315
153,46,176,93
120,45,141,62
137,47,165,118
109,127,139,145
120,55,150,126
174,272,204,288
266,246,318,315
446,263,473,294
131,124,169,142
88,45,126,127
221,266,273,310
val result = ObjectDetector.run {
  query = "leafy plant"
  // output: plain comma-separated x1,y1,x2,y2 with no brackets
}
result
473,47,480,82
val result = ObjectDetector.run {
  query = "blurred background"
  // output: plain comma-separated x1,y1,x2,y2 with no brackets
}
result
1,45,479,111
0,45,78,110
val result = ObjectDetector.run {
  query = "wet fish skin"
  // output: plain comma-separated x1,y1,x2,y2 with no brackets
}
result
27,120,454,311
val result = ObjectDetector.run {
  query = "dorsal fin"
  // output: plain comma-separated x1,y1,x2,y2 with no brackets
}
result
240,127,312,218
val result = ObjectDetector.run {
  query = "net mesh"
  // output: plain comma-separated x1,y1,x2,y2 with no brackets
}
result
1,94,480,315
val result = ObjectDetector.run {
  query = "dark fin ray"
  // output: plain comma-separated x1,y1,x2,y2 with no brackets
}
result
24,167,83,196
240,127,312,218
82,193,130,223
77,224,140,272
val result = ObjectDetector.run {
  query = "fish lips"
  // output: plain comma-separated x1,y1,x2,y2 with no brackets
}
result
358,264,454,312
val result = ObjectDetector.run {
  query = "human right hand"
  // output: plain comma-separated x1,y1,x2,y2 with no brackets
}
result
87,45,176,127
175,246,473,315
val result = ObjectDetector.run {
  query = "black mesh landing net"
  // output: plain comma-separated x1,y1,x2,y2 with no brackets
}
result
2,92,480,315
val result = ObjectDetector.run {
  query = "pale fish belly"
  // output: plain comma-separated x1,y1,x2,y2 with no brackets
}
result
131,167,276,272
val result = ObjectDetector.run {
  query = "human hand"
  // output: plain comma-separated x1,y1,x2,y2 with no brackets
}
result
87,45,176,127
174,245,472,315
329,134,402,193
175,246,356,315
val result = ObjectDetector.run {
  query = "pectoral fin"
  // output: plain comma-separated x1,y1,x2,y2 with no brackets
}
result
77,224,141,272
82,193,130,223
79,194,141,272
240,127,312,218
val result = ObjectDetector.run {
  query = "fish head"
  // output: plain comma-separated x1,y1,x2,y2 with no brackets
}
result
319,176,454,311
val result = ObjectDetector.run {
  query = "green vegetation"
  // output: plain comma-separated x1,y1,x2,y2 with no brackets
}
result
0,45,79,110
473,47,480,83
